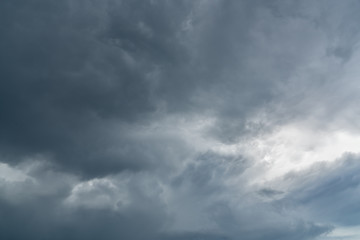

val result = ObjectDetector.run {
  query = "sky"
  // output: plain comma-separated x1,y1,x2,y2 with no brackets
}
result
1,0,360,239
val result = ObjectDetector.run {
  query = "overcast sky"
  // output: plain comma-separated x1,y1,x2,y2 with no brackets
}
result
2,0,360,239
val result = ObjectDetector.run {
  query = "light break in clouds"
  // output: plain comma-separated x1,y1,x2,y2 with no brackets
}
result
1,0,360,239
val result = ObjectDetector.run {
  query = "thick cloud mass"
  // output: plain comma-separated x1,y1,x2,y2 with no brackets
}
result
2,0,360,239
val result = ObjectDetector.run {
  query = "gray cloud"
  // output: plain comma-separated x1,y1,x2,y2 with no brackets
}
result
279,155,360,227
1,0,360,239
0,0,196,177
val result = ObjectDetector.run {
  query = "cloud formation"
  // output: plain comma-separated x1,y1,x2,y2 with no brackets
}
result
1,0,360,239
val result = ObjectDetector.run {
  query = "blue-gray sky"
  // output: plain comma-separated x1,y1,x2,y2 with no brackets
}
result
1,0,360,239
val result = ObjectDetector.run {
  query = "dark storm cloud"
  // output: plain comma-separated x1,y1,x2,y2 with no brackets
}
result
0,0,329,175
1,0,270,174
0,163,168,240
0,0,289,174
1,0,360,175
2,0,360,240
0,0,195,176
0,195,167,240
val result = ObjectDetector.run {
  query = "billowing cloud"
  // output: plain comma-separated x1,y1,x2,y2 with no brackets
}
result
1,0,360,239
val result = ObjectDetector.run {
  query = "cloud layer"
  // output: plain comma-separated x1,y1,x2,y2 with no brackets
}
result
2,0,360,239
